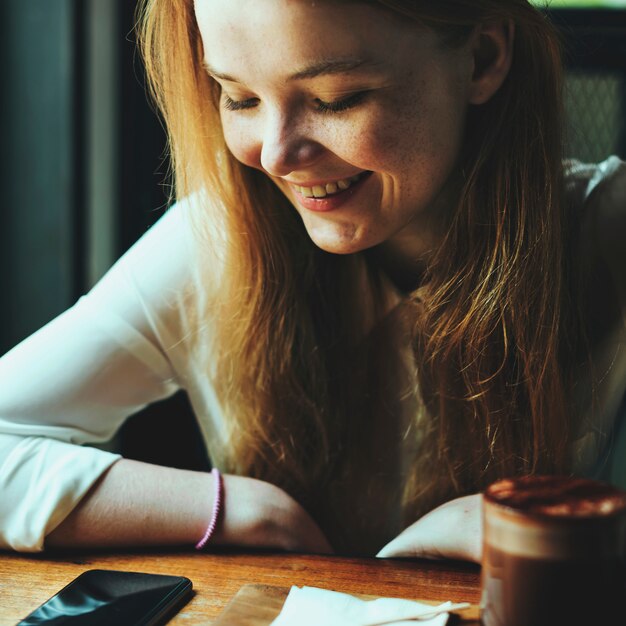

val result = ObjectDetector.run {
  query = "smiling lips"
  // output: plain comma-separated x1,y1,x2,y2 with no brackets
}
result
291,172,369,199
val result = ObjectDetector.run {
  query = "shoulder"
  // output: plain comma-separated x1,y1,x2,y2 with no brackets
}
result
80,191,228,355
118,192,223,275
93,192,226,304
565,156,626,304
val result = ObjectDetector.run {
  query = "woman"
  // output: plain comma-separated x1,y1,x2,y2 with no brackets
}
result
0,0,624,560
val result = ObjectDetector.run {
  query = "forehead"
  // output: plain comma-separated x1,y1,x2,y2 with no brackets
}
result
194,0,438,80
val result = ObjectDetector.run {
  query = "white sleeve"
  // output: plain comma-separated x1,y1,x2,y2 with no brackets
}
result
0,199,199,551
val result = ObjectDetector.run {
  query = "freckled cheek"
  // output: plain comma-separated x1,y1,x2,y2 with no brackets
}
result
374,109,461,180
221,120,262,169
336,117,397,174
353,120,418,176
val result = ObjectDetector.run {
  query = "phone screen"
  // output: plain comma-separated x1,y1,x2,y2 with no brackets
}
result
18,569,193,626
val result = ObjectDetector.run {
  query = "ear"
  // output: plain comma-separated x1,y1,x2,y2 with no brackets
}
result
468,20,515,105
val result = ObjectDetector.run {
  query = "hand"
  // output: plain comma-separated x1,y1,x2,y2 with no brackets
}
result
213,474,334,555
376,494,482,563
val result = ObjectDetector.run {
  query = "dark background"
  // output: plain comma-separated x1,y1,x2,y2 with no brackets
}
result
1,3,625,470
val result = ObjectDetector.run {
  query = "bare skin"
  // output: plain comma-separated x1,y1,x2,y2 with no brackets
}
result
195,0,513,261
47,459,333,554
376,494,483,563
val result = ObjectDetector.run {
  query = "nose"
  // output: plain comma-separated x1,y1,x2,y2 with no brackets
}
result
259,110,324,177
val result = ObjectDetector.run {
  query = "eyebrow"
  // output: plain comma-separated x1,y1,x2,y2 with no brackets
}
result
202,58,383,83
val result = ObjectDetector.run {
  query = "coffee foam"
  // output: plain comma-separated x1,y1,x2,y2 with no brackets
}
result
485,475,626,518
483,476,626,558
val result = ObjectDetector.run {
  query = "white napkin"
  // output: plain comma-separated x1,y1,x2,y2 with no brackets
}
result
270,585,467,626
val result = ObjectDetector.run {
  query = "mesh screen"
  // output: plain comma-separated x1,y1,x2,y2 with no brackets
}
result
564,70,625,161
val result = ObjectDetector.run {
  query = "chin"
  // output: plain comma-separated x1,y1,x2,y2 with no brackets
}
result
306,229,375,256
299,210,385,255
312,241,364,255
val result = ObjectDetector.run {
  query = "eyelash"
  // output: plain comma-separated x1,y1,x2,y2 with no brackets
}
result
222,96,258,111
315,92,367,113
221,92,367,113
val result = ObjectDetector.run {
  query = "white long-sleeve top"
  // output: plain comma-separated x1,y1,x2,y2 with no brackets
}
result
0,197,198,551
1,158,625,552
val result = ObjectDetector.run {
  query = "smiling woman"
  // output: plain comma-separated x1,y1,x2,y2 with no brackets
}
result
0,0,625,560
195,1,477,257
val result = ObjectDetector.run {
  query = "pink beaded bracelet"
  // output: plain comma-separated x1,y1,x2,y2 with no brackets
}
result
195,468,223,550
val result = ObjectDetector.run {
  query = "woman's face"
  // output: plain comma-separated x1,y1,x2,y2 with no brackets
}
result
194,0,475,257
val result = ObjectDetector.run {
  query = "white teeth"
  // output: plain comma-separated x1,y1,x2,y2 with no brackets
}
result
296,173,365,198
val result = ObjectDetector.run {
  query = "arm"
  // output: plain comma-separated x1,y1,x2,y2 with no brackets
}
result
1,198,331,553
0,205,183,551
376,494,482,563
46,458,332,553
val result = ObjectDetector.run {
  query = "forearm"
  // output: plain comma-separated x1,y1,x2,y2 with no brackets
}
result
45,458,214,548
45,457,333,554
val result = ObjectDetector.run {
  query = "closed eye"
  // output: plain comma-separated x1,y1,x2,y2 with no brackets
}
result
222,91,368,113
314,91,367,113
222,95,259,111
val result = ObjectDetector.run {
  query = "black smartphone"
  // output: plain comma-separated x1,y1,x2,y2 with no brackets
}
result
17,569,193,626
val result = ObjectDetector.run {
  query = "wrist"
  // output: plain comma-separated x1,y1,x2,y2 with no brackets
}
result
195,468,223,550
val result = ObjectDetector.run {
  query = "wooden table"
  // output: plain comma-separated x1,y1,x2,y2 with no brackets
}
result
0,548,481,624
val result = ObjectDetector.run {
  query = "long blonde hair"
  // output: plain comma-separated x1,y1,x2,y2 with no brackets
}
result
137,0,586,545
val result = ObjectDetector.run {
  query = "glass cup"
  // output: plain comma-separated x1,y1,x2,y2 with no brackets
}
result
480,475,626,626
